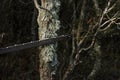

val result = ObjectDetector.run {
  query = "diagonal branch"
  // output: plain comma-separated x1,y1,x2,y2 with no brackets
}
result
33,0,53,15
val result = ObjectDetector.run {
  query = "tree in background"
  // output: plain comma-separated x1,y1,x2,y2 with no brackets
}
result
60,0,120,80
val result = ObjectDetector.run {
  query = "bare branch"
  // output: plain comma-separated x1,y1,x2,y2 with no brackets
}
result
112,11,120,18
99,21,113,31
100,11,120,31
78,26,91,47
33,0,53,16
75,0,115,64
63,0,119,80
107,3,116,13
100,18,116,28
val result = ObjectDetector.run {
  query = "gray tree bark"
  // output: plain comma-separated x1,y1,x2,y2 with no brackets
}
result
33,0,61,80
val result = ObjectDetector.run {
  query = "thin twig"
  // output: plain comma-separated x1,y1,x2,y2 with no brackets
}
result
78,25,91,47
100,18,116,28
99,21,113,31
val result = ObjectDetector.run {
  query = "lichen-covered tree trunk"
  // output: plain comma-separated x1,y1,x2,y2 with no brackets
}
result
33,0,61,80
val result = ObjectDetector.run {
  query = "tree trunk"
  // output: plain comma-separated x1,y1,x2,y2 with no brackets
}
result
33,0,61,80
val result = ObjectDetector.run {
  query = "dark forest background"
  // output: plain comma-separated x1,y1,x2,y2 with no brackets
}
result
0,0,120,80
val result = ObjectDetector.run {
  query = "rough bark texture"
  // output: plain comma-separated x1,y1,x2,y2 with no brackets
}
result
34,0,61,80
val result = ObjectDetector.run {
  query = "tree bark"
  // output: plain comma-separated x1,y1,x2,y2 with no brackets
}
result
33,0,61,80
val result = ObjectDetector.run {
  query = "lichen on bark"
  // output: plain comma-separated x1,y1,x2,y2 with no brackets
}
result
33,0,61,79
